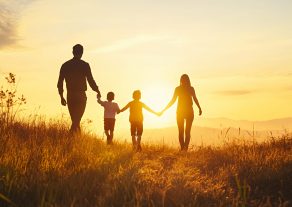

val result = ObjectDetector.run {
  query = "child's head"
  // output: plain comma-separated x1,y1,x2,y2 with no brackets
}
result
132,90,141,100
107,92,115,101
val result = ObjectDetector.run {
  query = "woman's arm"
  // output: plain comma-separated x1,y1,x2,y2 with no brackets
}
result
161,89,178,113
119,103,130,113
192,88,202,115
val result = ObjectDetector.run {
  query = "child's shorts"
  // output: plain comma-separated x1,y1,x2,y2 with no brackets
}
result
104,118,116,131
130,121,143,136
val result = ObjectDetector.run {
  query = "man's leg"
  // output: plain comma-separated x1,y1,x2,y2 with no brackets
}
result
67,92,87,133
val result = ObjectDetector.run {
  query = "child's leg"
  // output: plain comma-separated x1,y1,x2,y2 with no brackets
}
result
132,136,137,147
109,129,114,144
108,119,115,144
105,130,111,144
136,136,142,151
130,122,137,148
104,118,111,144
136,122,143,151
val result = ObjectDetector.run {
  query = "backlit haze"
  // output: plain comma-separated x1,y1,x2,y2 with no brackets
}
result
1,0,292,137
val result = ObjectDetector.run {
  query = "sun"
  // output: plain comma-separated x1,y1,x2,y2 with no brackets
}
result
141,84,177,128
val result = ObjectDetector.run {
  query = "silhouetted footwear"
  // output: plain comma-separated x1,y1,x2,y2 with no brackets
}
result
136,144,142,152
107,139,113,145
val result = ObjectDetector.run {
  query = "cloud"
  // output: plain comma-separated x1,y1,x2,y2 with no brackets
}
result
215,90,253,96
0,0,35,49
92,35,175,53
0,6,17,48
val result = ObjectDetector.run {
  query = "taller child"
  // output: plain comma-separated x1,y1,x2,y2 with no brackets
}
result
120,90,159,151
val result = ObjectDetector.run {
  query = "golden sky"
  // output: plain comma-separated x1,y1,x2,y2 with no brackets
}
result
1,0,292,133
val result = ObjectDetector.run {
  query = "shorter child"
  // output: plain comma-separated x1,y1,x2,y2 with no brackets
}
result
97,92,120,144
120,90,159,151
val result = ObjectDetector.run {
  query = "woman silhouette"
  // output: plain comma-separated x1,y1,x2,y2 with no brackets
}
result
161,74,202,151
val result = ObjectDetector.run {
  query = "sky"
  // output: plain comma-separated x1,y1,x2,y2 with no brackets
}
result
1,0,292,134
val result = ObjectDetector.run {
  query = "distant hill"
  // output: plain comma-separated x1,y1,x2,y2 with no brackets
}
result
142,125,286,147
116,117,291,146
195,117,292,131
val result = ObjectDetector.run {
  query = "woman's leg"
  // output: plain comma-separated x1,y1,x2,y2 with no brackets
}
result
184,113,194,151
176,114,185,150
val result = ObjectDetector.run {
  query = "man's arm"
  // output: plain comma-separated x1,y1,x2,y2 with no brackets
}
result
57,65,66,106
85,63,101,97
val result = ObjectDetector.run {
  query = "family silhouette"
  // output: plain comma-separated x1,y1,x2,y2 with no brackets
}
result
57,44,202,151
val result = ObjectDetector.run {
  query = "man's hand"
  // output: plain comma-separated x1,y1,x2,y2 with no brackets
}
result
96,91,101,99
61,97,67,106
199,109,202,116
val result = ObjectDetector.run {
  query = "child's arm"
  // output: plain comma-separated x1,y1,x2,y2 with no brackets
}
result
119,103,130,113
97,97,105,107
142,103,159,116
116,104,121,114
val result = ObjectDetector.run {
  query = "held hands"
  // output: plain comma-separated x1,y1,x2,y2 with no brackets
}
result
96,92,101,100
155,111,162,116
157,111,163,116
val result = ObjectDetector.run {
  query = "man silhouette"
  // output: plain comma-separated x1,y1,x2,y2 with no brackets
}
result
57,44,101,133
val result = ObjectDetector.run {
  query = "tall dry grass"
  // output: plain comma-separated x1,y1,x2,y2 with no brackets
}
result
0,118,292,207
1,74,292,206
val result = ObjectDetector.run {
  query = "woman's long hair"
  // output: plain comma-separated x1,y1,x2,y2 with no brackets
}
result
180,74,191,88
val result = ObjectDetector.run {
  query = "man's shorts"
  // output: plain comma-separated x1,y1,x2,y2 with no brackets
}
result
104,118,116,131
130,121,143,136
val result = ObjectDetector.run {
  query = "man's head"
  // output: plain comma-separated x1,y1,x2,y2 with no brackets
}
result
72,44,83,59
107,92,115,102
132,90,141,100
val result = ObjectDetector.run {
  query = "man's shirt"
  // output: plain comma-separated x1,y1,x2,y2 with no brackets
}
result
57,58,99,94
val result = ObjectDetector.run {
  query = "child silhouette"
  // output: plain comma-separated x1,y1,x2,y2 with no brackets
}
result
120,90,159,151
97,92,120,144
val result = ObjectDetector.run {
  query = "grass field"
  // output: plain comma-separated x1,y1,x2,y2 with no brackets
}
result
0,118,292,207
